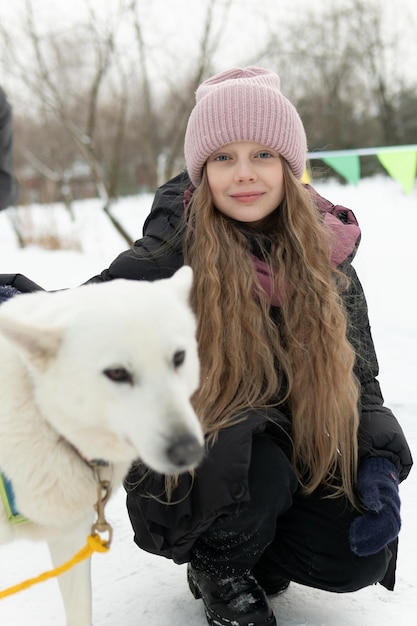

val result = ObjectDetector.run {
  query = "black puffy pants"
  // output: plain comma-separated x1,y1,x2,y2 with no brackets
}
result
190,435,393,593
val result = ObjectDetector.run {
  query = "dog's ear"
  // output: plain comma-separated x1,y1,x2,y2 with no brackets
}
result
0,316,62,369
168,266,194,301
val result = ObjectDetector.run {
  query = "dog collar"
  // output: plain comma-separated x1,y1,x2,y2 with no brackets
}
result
69,443,110,470
0,472,28,525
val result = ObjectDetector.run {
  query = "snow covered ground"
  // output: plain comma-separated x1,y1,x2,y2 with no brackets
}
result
0,175,415,625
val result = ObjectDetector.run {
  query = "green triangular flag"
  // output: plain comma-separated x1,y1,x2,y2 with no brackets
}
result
377,150,417,195
322,155,360,185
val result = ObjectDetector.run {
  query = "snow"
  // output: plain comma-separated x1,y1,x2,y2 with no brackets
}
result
0,175,415,625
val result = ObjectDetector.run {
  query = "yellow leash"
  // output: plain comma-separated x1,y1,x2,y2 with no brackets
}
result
0,534,109,600
0,469,113,601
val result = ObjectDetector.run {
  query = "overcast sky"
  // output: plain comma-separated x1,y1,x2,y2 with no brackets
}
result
2,0,417,78
2,0,417,107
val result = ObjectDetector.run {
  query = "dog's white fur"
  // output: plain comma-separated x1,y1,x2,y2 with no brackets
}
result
0,267,204,625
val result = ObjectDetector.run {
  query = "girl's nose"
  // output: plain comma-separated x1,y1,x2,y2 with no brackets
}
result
234,159,257,182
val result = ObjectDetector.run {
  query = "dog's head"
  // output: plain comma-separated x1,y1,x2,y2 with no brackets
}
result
0,267,204,474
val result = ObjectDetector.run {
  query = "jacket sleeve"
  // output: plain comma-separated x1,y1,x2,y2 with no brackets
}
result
342,264,413,481
0,273,45,292
85,171,191,283
0,86,19,210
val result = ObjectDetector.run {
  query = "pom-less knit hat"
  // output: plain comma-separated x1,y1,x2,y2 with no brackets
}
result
184,66,307,187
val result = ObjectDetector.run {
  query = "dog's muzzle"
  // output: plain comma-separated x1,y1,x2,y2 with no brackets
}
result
167,435,204,468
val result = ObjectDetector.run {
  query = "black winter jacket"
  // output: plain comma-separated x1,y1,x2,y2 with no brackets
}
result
0,172,412,571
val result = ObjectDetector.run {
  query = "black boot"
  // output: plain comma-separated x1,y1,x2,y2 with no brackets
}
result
187,564,277,626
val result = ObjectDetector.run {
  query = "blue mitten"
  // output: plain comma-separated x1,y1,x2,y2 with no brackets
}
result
349,457,401,557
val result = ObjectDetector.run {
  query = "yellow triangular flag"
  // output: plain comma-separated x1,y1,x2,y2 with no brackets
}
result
301,169,311,184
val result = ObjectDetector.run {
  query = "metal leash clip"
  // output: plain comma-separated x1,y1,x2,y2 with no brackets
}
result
90,463,113,548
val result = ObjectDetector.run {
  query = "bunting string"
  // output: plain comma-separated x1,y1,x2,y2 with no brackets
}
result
304,144,417,195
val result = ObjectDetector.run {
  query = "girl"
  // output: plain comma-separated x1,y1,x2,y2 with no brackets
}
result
0,67,412,626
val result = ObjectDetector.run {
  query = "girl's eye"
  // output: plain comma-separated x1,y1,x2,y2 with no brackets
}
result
213,154,230,161
257,151,273,159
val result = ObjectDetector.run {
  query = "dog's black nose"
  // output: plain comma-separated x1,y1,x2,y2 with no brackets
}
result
167,435,204,468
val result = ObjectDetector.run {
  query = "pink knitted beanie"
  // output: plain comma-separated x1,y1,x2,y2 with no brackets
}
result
184,66,307,187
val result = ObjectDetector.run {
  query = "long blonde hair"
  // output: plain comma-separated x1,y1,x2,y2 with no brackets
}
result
184,161,360,507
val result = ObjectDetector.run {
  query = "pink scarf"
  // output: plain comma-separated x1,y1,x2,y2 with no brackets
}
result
252,198,361,306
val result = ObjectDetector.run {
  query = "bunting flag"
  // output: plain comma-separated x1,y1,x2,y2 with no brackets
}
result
322,155,360,186
376,150,417,196
301,169,311,184
307,144,417,195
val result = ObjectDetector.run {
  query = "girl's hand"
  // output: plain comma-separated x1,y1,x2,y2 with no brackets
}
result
349,458,401,556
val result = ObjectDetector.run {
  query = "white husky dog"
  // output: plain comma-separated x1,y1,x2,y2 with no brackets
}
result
0,267,204,625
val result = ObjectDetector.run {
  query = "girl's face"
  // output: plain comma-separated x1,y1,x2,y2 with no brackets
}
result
205,141,285,227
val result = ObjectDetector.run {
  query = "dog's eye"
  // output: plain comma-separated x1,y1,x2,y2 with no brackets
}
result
173,350,185,368
103,367,133,384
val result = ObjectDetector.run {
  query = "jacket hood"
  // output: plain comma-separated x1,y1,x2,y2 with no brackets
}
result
307,185,361,266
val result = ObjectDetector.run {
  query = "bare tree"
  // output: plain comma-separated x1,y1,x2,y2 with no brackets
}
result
348,0,405,145
1,0,234,226
128,0,233,185
252,0,415,152
255,2,370,149
1,0,134,244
